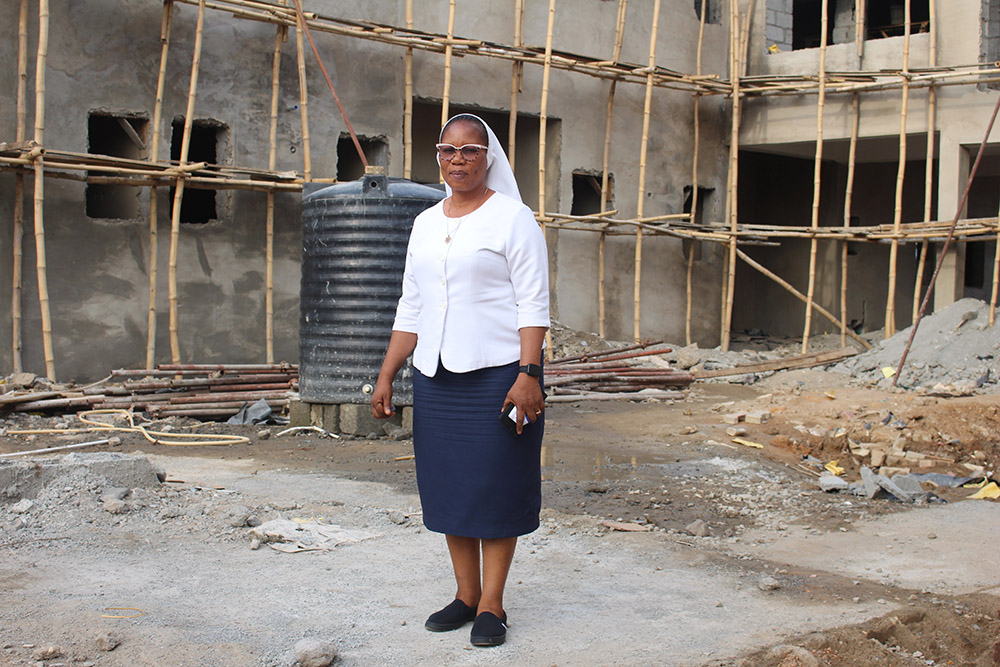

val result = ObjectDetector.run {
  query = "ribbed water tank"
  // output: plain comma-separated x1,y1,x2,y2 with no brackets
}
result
299,174,444,405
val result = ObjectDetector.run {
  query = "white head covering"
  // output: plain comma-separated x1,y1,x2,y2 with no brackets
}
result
438,113,522,204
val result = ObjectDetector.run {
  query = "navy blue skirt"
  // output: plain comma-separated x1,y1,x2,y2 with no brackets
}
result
412,360,543,539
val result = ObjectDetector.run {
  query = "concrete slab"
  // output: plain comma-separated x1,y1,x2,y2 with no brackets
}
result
0,452,160,502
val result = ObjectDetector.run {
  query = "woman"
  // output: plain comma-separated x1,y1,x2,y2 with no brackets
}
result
370,113,549,647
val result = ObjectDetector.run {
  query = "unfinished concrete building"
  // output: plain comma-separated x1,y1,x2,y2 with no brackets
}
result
2,0,1000,383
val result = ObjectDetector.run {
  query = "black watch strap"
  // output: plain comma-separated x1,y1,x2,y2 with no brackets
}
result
518,363,542,378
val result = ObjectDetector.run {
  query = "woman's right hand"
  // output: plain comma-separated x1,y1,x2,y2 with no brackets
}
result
370,379,396,418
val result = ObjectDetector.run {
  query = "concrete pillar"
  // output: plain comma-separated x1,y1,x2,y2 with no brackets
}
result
934,136,968,311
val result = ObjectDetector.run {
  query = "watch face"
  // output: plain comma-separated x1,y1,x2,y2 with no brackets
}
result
521,364,541,377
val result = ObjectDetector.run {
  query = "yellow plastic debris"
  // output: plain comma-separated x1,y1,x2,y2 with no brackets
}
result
824,460,845,476
731,437,764,449
824,391,836,400
968,482,1000,500
767,44,780,53
962,477,989,489
880,366,896,378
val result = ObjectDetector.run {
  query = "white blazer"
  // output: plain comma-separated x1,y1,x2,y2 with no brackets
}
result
392,192,550,377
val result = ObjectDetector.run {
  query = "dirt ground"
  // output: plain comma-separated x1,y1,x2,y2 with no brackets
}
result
1,367,999,666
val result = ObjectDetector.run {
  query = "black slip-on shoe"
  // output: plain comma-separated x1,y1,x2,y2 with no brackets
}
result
425,599,477,632
470,611,508,646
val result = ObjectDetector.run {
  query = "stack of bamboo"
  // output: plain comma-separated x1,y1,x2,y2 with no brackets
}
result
545,341,693,401
0,363,297,420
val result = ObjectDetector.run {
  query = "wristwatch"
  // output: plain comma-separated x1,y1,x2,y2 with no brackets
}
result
518,363,542,378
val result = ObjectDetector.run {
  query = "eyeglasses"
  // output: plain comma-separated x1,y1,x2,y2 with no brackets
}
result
436,143,488,162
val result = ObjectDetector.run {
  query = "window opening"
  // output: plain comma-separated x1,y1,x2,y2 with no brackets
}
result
694,0,721,24
791,0,837,50
867,0,930,40
86,111,148,219
170,117,226,224
571,171,611,216
337,134,388,182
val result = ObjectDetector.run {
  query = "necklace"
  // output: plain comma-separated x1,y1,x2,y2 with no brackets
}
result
444,188,489,243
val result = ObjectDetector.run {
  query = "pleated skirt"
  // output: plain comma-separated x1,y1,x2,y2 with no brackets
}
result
412,360,543,539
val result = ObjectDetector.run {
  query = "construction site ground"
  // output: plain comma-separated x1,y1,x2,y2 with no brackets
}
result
2,353,999,667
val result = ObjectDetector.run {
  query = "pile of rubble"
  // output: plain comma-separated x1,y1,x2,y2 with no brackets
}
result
833,298,1000,392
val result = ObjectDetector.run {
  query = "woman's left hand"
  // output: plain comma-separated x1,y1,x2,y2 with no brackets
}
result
502,373,545,435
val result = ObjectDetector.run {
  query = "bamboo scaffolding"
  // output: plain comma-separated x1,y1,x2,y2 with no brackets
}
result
885,0,912,339
991,190,1000,326
539,0,556,358
146,0,174,370
802,0,829,353
737,249,872,349
633,0,661,343
721,0,741,351
841,93,859,346
914,0,936,324
855,0,865,65
440,0,456,134
33,0,55,381
294,4,312,181
686,0,707,347
599,0,628,339
508,0,524,164
168,0,208,364
265,1,287,363
11,0,29,373
403,0,413,179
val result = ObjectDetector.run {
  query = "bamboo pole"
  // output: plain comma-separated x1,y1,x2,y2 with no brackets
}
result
914,0,936,323
633,0,661,342
538,0,556,220
265,2,287,363
11,0,29,373
508,0,524,164
146,0,174,370
885,0,912,338
737,249,872,349
855,0,865,65
33,0,55,380
294,4,311,181
802,0,829,353
168,0,208,364
440,0,456,133
721,0,741,351
403,0,413,179
991,194,1000,326
686,0,707,346
599,0,628,339
841,93,859,346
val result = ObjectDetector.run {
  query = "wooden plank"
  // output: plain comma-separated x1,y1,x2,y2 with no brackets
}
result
692,347,857,379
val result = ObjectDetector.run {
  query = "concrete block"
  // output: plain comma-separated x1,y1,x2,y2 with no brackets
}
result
918,459,937,468
875,473,917,502
339,403,400,436
891,474,924,497
775,11,793,29
722,412,745,425
311,404,339,432
0,452,160,503
402,406,414,432
859,466,880,498
726,426,748,437
869,448,886,467
745,410,771,424
819,475,849,492
288,400,310,427
766,24,786,44
878,465,911,477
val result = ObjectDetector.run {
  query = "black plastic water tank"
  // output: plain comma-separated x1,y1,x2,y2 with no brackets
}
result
299,174,444,405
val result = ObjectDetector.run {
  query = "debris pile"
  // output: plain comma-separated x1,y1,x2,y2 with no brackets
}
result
1,364,297,420
833,298,1000,391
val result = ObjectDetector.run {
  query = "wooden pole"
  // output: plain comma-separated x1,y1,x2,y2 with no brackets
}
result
146,0,174,369
914,0,936,323
841,93,860,346
508,0,524,164
634,0,661,342
265,2,287,363
991,199,1000,326
440,0,456,134
885,0,911,338
599,0,628,339
538,0,556,220
11,0,29,373
686,0,707,346
33,0,55,380
737,249,872,349
855,0,865,65
403,0,414,179
168,0,207,364
294,5,311,181
802,0,829,353
721,0,741,351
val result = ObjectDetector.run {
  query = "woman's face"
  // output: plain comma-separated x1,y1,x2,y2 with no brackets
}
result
439,120,488,195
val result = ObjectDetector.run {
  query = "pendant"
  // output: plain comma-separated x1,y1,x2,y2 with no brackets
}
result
445,236,451,243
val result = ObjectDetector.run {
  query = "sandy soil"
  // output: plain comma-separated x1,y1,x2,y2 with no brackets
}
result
1,371,999,666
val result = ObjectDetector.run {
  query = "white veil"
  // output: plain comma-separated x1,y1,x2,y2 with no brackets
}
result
438,113,522,204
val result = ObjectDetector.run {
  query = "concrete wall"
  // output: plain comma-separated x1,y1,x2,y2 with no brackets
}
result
0,0,732,381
